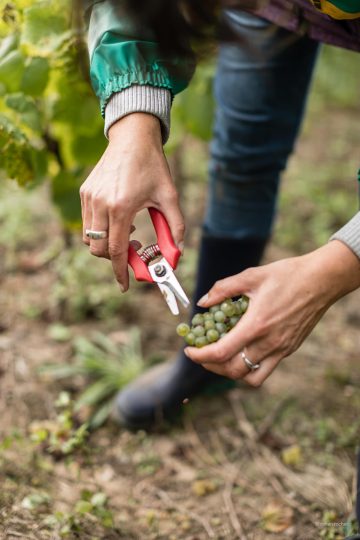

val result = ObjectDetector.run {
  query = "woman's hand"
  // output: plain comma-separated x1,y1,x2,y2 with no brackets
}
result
185,240,360,386
80,113,185,291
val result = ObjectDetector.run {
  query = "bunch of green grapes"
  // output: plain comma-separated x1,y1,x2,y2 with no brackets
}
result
176,296,249,348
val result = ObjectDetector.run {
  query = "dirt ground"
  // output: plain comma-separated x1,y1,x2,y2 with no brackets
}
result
1,75,360,540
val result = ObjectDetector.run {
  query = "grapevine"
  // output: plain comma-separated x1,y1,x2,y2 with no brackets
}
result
176,296,249,348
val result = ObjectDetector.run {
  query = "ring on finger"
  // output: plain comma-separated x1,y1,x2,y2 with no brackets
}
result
240,350,260,372
85,229,108,240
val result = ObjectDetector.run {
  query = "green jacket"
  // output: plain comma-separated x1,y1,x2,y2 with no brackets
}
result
85,0,194,116
86,0,359,115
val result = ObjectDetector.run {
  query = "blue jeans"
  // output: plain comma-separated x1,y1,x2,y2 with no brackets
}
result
204,10,320,239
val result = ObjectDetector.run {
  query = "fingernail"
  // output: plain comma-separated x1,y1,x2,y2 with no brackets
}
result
197,293,208,307
184,348,190,357
119,284,125,293
178,241,184,254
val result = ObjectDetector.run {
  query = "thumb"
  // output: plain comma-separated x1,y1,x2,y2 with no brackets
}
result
197,269,255,307
161,196,185,254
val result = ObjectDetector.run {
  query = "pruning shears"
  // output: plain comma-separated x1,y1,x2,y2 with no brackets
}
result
128,208,190,315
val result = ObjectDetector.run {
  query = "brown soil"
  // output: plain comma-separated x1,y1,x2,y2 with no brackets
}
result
1,111,360,540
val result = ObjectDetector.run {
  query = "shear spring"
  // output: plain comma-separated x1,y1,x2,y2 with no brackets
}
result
140,243,161,265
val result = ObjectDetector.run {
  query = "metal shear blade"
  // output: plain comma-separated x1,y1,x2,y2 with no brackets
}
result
148,258,190,315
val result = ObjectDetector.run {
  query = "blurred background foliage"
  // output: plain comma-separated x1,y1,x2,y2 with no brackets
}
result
0,0,214,230
0,0,358,235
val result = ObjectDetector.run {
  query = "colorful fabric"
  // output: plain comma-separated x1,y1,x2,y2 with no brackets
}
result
253,0,360,52
86,0,360,115
310,0,360,19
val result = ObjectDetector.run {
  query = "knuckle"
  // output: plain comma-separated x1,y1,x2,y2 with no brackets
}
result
247,377,263,388
212,346,226,363
108,243,126,258
165,188,179,203
270,336,284,353
89,245,105,257
226,365,241,381
176,221,185,234
92,193,107,207
213,280,226,295
80,187,91,201
108,199,126,216
252,318,269,339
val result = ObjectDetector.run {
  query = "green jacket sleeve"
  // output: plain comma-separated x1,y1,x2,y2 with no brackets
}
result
86,0,195,115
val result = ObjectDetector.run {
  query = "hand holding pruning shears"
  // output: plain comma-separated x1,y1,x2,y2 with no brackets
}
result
80,113,185,293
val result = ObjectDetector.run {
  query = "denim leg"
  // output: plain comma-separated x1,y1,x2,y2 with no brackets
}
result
204,10,320,240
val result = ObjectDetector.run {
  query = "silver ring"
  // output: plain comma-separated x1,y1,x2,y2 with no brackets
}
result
240,351,260,372
85,229,108,240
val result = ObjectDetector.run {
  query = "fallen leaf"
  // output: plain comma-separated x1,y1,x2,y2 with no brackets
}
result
192,479,217,497
261,501,293,533
281,444,303,467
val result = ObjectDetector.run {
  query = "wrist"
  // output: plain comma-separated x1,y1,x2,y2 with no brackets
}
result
108,113,163,148
305,240,360,304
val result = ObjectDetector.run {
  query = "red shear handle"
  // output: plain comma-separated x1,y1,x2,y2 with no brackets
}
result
128,244,152,282
128,208,181,282
149,208,181,270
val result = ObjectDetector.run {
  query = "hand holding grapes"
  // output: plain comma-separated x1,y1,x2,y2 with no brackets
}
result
184,241,360,387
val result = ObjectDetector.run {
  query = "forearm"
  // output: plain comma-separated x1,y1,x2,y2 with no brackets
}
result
309,239,360,305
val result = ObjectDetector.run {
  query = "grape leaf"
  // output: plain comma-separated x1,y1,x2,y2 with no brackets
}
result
51,169,83,227
69,132,106,167
21,57,49,96
0,49,25,93
0,33,18,59
5,93,42,132
51,85,102,137
0,114,46,185
21,1,70,56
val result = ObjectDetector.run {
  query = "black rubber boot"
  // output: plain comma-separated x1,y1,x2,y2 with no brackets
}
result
114,234,268,430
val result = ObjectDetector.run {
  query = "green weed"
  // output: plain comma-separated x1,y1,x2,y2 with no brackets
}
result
40,329,145,428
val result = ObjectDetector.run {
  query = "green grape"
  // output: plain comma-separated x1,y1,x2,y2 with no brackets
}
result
176,323,190,337
176,297,250,348
204,319,215,331
221,301,236,317
229,316,240,328
185,332,196,346
195,336,208,348
239,296,249,313
206,329,219,343
233,301,242,316
215,322,227,334
193,325,205,337
192,313,204,326
214,310,226,323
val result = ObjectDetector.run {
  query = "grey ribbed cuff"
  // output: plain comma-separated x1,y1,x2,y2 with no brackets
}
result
104,85,172,144
330,211,360,259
